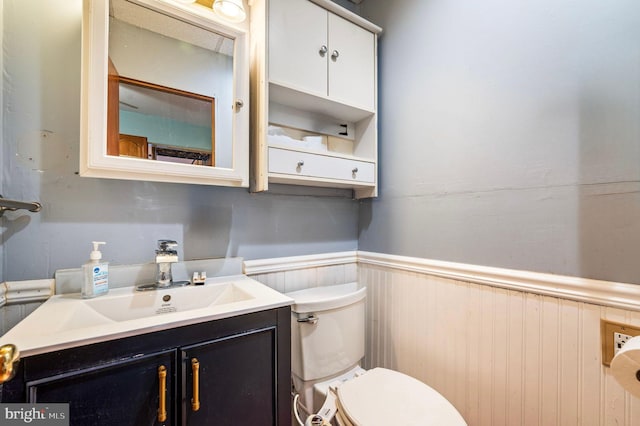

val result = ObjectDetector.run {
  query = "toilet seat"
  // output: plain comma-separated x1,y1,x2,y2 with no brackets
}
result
335,368,466,426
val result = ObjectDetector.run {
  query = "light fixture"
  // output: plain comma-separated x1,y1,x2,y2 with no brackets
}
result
213,0,246,23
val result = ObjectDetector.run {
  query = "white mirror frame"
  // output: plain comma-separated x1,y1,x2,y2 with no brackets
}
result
80,0,250,187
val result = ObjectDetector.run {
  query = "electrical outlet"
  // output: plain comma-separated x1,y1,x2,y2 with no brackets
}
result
614,332,633,356
602,320,640,366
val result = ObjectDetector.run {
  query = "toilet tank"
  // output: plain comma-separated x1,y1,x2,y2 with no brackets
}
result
286,283,366,382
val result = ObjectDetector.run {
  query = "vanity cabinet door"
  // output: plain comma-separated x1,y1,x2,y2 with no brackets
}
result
27,350,176,426
182,327,277,426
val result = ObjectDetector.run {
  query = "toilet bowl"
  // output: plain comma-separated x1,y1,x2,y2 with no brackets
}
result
286,283,466,426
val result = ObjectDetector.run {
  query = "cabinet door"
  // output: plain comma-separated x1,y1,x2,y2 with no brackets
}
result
182,327,277,425
27,351,175,426
328,13,375,110
269,0,328,97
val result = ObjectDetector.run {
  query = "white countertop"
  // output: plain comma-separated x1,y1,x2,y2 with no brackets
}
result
0,275,293,357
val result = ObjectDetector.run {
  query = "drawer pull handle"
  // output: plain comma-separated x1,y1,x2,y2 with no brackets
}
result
191,358,200,412
158,365,167,422
352,167,358,174
319,45,328,56
297,161,304,167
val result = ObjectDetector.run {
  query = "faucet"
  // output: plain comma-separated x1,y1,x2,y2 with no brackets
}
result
156,240,179,287
135,240,190,291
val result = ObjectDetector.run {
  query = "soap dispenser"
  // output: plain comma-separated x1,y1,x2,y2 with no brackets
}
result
82,241,109,299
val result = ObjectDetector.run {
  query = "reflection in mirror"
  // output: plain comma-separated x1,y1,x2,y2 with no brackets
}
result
110,76,215,166
108,0,233,168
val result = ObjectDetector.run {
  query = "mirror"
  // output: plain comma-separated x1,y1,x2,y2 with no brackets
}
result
81,0,249,187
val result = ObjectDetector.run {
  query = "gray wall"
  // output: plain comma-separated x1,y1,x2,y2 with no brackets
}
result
331,0,360,14
5,0,639,286
0,0,358,282
360,0,640,284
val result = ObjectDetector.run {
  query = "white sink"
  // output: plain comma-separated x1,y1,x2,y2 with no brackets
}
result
0,275,293,357
84,282,254,322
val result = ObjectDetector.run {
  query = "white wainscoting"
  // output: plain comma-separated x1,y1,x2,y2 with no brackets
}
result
0,279,54,334
244,251,358,294
358,251,640,426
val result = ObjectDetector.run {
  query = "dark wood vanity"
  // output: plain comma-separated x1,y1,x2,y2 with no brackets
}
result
1,307,291,426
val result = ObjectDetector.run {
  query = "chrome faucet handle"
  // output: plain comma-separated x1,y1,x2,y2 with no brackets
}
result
157,239,178,253
156,240,179,265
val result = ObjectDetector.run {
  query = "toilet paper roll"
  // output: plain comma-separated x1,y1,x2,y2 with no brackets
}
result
611,336,640,398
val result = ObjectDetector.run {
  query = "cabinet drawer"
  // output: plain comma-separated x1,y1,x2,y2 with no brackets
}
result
268,147,374,183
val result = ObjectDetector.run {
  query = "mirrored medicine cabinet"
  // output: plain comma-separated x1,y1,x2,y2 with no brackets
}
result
80,0,249,187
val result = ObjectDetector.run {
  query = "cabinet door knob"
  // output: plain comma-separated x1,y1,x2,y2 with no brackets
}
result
0,344,19,385
158,365,167,422
331,50,340,60
319,45,328,56
297,160,304,167
191,358,200,412
352,167,358,174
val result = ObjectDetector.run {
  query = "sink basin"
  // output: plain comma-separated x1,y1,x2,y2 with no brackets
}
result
0,275,293,357
84,282,254,322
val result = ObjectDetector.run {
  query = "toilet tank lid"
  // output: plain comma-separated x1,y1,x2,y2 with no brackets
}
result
285,282,366,313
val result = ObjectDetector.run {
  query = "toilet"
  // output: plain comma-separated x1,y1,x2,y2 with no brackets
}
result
286,282,466,426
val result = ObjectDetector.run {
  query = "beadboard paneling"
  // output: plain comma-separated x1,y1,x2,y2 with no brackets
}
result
359,261,640,426
1,302,44,335
245,252,358,293
0,279,54,333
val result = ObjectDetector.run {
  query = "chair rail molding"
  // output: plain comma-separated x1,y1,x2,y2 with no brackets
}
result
243,251,358,275
0,279,55,308
357,251,640,312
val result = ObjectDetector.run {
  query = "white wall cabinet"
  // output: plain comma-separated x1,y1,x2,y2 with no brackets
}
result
269,0,375,111
251,0,381,199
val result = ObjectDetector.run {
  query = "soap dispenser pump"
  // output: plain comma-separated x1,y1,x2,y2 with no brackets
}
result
82,241,109,299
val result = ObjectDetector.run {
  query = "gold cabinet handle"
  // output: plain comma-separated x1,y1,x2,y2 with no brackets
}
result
158,365,167,422
191,358,200,412
0,344,20,384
